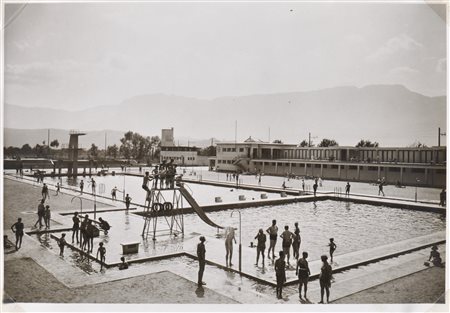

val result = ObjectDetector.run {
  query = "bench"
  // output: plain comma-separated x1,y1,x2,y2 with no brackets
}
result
121,242,140,254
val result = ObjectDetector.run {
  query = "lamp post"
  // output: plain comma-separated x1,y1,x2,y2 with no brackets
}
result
231,210,242,272
71,195,83,213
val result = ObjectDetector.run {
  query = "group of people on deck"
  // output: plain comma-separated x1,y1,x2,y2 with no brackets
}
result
218,219,337,302
264,219,336,302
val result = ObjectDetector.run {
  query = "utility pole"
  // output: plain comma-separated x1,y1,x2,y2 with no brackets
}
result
438,127,440,147
309,132,311,147
235,120,237,150
104,131,107,156
438,127,446,147
47,129,50,147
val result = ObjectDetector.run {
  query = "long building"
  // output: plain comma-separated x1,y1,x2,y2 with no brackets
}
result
211,138,446,187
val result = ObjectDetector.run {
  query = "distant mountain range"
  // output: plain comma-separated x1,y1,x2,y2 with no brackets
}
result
4,84,446,147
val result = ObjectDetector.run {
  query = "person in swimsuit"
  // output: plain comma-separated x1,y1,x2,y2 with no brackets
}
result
125,194,132,210
429,245,443,267
11,218,24,250
58,233,67,256
72,212,80,244
296,251,311,299
275,251,286,299
97,242,106,271
111,186,118,200
80,215,89,250
34,199,45,228
292,222,301,260
254,228,266,266
119,256,129,270
42,183,50,201
266,219,278,259
91,178,96,194
280,225,294,265
80,180,84,194
197,236,206,286
86,220,96,252
55,182,61,195
225,227,237,267
378,181,385,196
328,238,337,263
44,205,51,228
345,182,351,196
319,255,332,303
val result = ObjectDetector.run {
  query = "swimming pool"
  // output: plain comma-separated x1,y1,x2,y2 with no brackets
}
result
42,174,283,206
34,199,445,267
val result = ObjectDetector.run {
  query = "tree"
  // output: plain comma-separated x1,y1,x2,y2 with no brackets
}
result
88,143,99,157
33,144,44,156
119,131,160,161
50,139,60,148
356,140,379,148
318,138,339,147
107,144,119,158
272,139,283,144
21,144,33,155
299,140,308,147
199,146,216,156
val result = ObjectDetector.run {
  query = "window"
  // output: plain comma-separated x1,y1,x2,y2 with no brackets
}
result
231,148,236,152
436,169,445,174
349,166,357,170
272,162,276,166
322,165,328,169
306,164,311,168
292,164,297,167
388,167,400,172
411,168,425,173
368,166,378,171
239,148,244,152
331,165,339,169
315,164,321,168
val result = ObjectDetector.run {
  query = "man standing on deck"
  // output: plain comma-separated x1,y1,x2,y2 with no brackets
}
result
313,181,318,196
34,199,45,228
275,251,286,299
197,236,207,286
266,219,278,259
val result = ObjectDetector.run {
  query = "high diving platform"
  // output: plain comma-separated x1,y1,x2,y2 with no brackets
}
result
142,179,224,241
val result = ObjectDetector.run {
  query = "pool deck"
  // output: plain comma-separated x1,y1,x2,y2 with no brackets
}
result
3,175,447,305
180,231,446,287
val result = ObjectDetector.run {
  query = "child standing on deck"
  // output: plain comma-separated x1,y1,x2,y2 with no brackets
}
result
97,242,106,271
328,238,337,263
58,233,67,256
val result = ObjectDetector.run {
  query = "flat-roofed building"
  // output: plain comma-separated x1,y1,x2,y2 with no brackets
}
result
214,140,446,187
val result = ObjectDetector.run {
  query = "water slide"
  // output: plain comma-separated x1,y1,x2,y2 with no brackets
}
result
178,185,224,229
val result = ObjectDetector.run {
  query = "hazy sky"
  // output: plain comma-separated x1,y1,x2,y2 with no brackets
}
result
4,1,446,111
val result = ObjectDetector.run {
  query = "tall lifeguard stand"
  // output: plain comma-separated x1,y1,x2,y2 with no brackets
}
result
141,178,184,241
67,130,86,177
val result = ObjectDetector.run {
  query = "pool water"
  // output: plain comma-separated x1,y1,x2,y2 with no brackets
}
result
182,200,445,259
42,174,282,206
33,199,445,268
